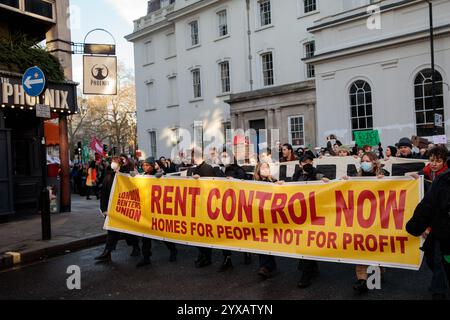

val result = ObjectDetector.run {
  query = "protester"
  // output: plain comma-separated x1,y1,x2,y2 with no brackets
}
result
95,157,141,263
292,155,329,288
326,134,343,156
259,148,274,164
192,148,220,268
406,157,450,300
396,137,419,159
343,152,389,293
253,162,282,280
281,144,297,162
137,157,177,268
217,149,252,272
337,146,351,157
85,161,97,200
385,146,397,160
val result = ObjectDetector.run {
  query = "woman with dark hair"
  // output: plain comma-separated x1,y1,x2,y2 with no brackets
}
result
384,146,397,160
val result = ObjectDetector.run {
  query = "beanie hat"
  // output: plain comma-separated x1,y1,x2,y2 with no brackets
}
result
144,157,156,165
398,137,413,149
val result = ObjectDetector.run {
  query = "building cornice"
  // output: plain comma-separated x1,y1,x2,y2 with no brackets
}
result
307,0,420,33
303,23,450,65
226,80,316,104
166,0,220,22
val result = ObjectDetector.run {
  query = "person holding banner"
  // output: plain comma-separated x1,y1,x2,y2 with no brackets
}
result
137,157,178,268
406,146,450,300
343,152,389,293
253,162,281,280
407,163,450,300
396,138,420,159
292,154,329,288
192,148,221,268
95,157,141,263
217,149,252,272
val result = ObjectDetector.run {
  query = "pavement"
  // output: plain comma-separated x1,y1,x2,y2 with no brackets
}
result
0,195,106,271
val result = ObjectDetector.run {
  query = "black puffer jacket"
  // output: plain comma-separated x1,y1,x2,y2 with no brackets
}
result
406,170,450,255
100,168,115,213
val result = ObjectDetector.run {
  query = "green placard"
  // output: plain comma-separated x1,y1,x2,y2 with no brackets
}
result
354,130,380,147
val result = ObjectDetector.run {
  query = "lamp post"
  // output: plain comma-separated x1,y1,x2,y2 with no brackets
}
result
427,0,439,136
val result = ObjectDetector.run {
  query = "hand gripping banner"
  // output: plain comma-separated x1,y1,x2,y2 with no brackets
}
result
104,174,424,270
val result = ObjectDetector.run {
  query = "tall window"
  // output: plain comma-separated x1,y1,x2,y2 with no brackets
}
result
193,121,204,150
144,40,154,65
149,131,157,158
168,77,178,106
304,41,315,78
304,0,316,13
166,33,176,57
350,80,374,137
219,61,231,93
192,69,202,98
217,10,228,37
259,0,271,26
414,69,445,136
261,52,274,86
223,122,232,144
289,116,305,147
146,82,155,108
189,20,199,46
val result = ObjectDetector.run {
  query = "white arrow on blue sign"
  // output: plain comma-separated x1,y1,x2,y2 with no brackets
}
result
22,66,46,97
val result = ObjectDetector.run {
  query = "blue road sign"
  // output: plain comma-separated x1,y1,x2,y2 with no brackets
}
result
22,66,46,97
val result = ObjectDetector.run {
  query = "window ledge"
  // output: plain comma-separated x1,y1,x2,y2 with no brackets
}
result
187,44,201,51
145,108,158,112
214,34,230,42
216,92,232,98
165,55,177,60
167,104,179,108
298,10,320,19
189,98,204,103
255,24,274,33
143,62,155,67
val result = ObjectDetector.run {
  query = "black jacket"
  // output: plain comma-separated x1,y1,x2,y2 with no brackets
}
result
193,162,217,177
292,167,323,182
406,170,450,254
220,164,248,180
100,169,116,213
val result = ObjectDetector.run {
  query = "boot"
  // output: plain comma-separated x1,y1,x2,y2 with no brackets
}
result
136,257,151,268
297,269,320,289
95,249,111,262
243,253,252,265
169,249,178,262
218,256,233,273
130,245,141,257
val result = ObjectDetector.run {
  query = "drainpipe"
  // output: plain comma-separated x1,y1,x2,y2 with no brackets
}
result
246,0,253,91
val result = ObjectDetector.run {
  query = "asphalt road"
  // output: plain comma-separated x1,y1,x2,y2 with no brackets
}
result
0,240,436,300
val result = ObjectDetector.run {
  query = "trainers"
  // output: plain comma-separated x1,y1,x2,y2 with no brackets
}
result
218,257,233,273
353,279,369,294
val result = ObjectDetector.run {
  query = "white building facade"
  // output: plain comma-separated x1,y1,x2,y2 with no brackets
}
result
306,0,450,147
127,0,378,159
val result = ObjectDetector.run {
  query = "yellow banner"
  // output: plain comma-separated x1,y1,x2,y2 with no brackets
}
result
104,174,424,270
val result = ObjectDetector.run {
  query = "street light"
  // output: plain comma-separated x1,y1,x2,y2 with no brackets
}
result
427,0,439,136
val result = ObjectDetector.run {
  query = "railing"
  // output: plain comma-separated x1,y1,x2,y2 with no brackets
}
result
134,3,175,31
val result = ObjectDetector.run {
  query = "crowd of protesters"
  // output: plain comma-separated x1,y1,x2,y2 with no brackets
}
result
80,135,450,300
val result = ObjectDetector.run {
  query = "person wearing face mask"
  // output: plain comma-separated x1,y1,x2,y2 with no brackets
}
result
342,152,389,294
253,162,279,280
217,149,252,272
137,157,177,268
95,157,141,262
292,155,329,288
191,147,220,268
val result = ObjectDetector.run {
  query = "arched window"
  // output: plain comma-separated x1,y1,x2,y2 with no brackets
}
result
414,69,445,137
350,80,373,138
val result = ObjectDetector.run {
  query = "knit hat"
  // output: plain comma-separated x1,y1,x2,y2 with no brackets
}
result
397,137,413,149
144,157,156,165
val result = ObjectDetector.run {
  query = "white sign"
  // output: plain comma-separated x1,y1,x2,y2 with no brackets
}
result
83,55,117,95
36,104,51,118
435,113,443,127
433,135,448,145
